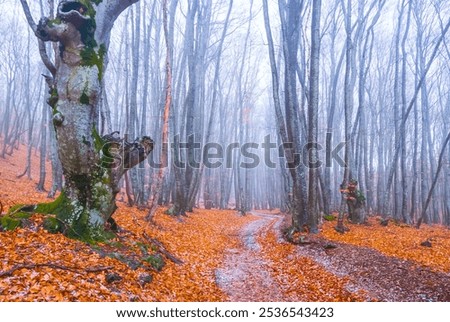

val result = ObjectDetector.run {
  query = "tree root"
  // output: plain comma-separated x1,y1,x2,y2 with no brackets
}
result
334,225,349,234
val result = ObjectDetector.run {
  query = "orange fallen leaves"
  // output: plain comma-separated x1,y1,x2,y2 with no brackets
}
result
321,218,450,273
255,218,368,302
0,143,257,302
0,205,258,301
114,207,258,301
1,144,449,302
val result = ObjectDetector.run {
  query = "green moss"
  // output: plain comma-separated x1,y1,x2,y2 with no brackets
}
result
92,127,116,169
78,0,97,18
97,44,106,78
164,206,176,216
0,217,21,230
53,112,64,127
48,18,61,27
2,203,38,230
323,214,336,221
106,241,125,249
12,212,32,219
80,18,97,49
92,127,104,152
92,184,110,210
76,1,107,81
2,188,115,243
35,191,98,242
7,204,27,215
68,223,115,244
35,192,67,214
80,47,97,65
135,242,149,255
48,88,59,110
43,217,62,234
143,254,165,272
355,190,366,202
63,203,114,244
80,44,106,80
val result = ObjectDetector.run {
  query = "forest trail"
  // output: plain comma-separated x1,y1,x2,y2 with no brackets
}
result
215,212,450,302
215,212,288,301
298,238,450,301
215,212,364,301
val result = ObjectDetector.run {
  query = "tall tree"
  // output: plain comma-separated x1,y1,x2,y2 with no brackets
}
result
307,0,322,233
335,0,354,233
279,0,309,231
146,0,176,221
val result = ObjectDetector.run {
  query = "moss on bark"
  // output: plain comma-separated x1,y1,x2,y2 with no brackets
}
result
80,44,106,80
0,188,116,243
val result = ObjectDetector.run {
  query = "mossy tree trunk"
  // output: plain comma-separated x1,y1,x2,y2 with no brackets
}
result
19,0,152,242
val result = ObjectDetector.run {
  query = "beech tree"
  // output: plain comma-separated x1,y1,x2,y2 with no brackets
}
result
16,0,153,241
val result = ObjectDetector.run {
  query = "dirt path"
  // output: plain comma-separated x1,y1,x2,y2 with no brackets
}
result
299,238,450,301
215,213,289,301
216,212,450,302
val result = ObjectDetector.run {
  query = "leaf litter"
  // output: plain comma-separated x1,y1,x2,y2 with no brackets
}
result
1,145,450,301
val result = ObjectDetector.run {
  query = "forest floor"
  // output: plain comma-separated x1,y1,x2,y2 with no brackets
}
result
0,146,449,301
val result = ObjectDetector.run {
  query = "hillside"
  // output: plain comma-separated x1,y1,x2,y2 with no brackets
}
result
0,146,449,301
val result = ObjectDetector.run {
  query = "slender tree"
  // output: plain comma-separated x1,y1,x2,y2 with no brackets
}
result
146,0,176,221
307,0,322,233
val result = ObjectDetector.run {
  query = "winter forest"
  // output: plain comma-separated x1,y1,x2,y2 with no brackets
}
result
0,0,449,303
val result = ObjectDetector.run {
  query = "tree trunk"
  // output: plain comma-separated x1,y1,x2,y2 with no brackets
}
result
336,0,354,233
307,0,321,233
21,0,153,241
146,0,175,221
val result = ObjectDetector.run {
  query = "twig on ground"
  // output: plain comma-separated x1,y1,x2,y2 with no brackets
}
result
0,262,113,277
143,232,184,265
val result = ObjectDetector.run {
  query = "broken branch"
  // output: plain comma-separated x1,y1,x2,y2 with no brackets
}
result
143,232,184,265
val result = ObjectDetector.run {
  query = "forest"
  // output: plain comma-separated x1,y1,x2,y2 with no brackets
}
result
0,0,449,303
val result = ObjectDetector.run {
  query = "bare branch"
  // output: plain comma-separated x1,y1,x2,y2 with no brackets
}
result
19,0,37,33
108,0,140,18
143,232,184,265
19,0,57,76
38,40,57,76
100,0,139,36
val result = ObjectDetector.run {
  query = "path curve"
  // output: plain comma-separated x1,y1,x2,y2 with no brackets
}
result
215,212,287,301
216,212,450,302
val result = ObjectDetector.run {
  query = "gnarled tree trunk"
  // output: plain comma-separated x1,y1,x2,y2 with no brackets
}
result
20,0,152,241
